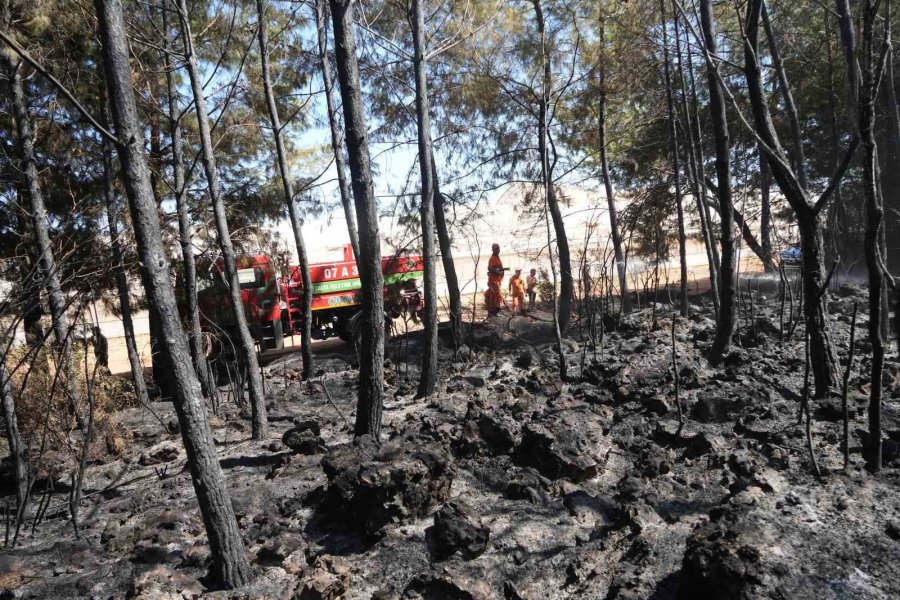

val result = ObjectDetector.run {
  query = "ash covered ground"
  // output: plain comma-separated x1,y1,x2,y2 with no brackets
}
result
3,282,900,599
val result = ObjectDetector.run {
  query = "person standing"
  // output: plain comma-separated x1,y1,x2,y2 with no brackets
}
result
526,268,538,311
486,243,506,316
509,268,526,314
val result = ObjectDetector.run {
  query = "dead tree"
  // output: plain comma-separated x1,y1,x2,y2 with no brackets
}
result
329,0,386,437
411,0,438,398
256,0,313,380
699,0,736,362
315,0,360,262
174,0,268,439
95,0,251,587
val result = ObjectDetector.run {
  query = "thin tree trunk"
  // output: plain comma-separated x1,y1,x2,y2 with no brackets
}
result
847,0,887,472
0,361,27,531
316,0,360,263
675,6,719,311
256,0,313,380
687,35,721,278
759,143,774,272
101,104,150,408
329,0,385,438
432,156,463,349
95,0,251,587
761,0,808,190
411,0,438,398
161,3,211,396
745,0,840,396
532,0,572,333
1,25,84,431
661,0,688,316
175,0,268,439
700,0,736,362
597,20,630,314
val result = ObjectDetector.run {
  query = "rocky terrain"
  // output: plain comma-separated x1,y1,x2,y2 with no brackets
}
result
2,282,900,599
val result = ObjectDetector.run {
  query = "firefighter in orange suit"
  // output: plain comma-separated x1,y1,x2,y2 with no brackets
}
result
509,268,526,314
486,243,506,316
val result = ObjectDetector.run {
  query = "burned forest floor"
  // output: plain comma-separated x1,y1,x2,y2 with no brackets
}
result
3,281,900,599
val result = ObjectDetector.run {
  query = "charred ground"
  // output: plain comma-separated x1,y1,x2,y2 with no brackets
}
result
2,283,899,600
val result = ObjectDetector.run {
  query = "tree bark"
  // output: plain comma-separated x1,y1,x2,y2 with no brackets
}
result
161,2,211,396
257,0,313,380
759,143,774,273
761,0,808,190
0,360,27,529
675,5,719,311
102,103,150,408
411,0,438,398
316,0,361,263
175,0,268,439
840,0,887,471
432,155,463,349
532,0,573,333
95,0,251,587
329,0,385,438
744,0,839,396
661,0,688,316
597,20,630,314
1,21,85,430
700,0,736,362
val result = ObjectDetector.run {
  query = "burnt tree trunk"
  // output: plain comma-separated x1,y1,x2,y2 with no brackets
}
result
700,0,736,362
316,0,361,262
759,144,774,273
597,20,630,314
102,103,150,408
432,155,463,349
661,0,688,316
411,0,438,398
532,0,572,333
257,0,313,380
744,0,844,396
95,0,251,587
0,360,27,529
329,0,386,438
175,0,268,439
161,2,211,396
675,6,719,311
1,25,85,430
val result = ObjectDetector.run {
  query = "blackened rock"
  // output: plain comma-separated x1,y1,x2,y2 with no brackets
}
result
292,419,322,436
692,395,744,423
514,349,535,369
427,502,490,561
320,434,454,538
504,468,552,504
403,571,493,600
512,424,598,483
139,441,180,466
477,413,519,455
283,427,327,455
563,489,615,526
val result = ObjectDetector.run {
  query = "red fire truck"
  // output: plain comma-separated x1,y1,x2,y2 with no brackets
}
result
192,245,424,351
